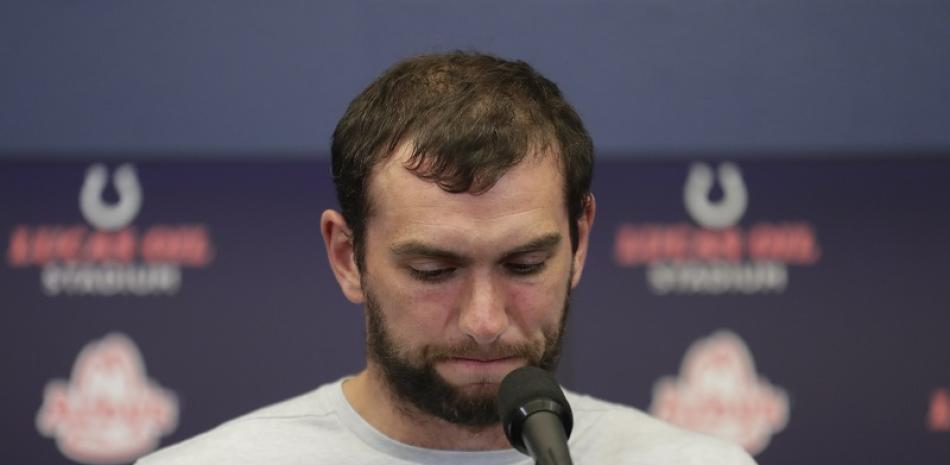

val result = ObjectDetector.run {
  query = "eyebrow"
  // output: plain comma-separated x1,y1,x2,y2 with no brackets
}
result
390,232,562,263
390,242,468,264
499,233,562,260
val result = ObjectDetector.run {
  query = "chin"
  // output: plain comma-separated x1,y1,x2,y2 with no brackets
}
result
455,382,502,396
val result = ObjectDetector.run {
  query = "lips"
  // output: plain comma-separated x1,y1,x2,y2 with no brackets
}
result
436,356,525,385
454,356,515,363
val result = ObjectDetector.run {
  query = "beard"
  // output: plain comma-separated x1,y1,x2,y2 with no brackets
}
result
363,286,570,428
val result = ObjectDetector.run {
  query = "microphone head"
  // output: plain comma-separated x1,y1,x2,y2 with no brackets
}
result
497,366,573,453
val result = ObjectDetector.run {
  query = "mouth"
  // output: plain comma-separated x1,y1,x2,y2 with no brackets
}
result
453,355,516,363
436,356,526,384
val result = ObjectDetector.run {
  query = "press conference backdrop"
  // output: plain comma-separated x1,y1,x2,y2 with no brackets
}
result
3,1,950,465
3,158,949,465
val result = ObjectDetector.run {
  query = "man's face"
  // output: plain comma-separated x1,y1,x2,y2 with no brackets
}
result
358,144,585,427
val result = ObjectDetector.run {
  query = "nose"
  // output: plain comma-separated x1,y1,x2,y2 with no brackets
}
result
458,271,509,345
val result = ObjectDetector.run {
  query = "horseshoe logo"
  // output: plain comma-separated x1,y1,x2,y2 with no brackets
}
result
683,162,748,229
79,163,143,231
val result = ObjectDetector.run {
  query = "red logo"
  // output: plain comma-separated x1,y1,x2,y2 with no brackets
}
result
929,388,950,432
5,163,214,296
613,162,821,295
36,333,178,464
649,331,789,455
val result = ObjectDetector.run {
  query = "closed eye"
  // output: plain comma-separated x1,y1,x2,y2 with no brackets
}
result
408,266,457,282
505,261,546,276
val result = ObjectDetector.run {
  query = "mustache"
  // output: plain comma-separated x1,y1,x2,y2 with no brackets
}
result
420,340,542,363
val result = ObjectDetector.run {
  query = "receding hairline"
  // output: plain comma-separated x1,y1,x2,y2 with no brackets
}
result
360,136,569,221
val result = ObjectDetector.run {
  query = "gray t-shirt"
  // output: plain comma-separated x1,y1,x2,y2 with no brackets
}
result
138,378,756,465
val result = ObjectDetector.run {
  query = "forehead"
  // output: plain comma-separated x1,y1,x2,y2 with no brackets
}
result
364,143,567,247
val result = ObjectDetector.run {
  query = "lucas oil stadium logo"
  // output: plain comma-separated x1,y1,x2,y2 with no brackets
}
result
649,330,789,455
612,162,821,295
36,333,178,464
5,163,214,296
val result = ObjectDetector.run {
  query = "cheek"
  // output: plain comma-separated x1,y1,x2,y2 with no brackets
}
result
505,254,574,331
505,279,567,331
379,278,463,337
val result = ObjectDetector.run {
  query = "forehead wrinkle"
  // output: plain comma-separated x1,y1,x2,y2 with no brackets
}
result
391,207,560,252
388,229,563,267
396,205,553,227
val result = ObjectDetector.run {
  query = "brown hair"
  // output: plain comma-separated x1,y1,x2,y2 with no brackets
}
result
331,51,593,268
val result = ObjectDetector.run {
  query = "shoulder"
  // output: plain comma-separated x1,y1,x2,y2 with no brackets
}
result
566,390,757,465
136,381,343,465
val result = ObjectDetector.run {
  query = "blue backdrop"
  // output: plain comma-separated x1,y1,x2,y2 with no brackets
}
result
3,158,949,464
2,1,950,464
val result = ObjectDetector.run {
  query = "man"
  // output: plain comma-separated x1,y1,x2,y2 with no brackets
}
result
139,52,755,464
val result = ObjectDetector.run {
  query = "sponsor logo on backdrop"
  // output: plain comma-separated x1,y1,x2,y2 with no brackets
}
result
5,163,214,296
929,388,950,432
613,162,821,294
36,333,178,465
649,330,789,455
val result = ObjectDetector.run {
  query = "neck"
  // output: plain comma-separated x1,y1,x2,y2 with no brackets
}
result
342,366,512,450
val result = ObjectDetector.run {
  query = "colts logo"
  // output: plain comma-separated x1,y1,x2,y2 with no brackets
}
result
684,162,748,229
80,164,143,231
36,333,178,464
649,331,789,455
6,162,215,296
613,161,820,294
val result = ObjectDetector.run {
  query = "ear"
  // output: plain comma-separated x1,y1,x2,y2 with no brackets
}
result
320,209,365,304
570,193,596,289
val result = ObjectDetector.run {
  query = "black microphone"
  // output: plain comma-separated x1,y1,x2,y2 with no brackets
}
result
497,366,574,465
